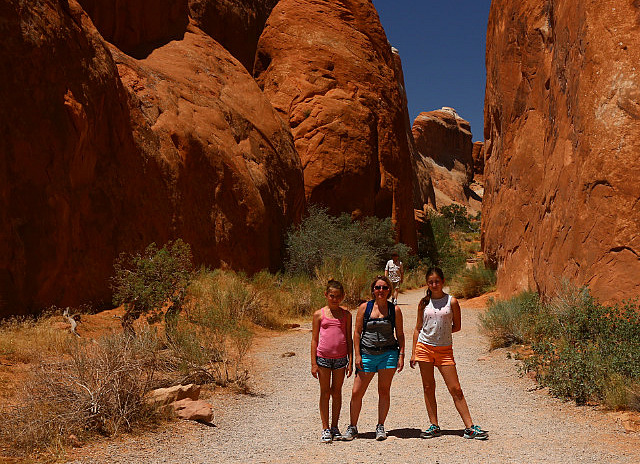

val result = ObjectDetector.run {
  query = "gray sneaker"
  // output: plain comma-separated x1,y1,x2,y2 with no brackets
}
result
463,425,488,440
375,423,387,441
321,428,332,443
343,424,358,441
330,426,343,441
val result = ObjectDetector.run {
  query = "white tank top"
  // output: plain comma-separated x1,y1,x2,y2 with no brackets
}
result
417,294,453,346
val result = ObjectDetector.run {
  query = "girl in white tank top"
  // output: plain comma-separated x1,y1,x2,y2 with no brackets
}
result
409,267,488,440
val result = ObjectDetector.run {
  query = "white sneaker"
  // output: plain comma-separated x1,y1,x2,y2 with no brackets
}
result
375,423,387,441
321,428,332,443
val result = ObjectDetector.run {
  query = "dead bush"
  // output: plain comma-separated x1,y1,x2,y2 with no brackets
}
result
0,330,162,456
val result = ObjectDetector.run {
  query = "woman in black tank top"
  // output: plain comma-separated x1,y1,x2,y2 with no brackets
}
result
342,276,405,442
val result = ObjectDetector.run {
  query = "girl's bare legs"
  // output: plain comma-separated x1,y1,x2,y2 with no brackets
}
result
317,367,332,429
438,364,473,428
350,371,375,425
376,368,396,424
330,367,346,428
418,361,439,425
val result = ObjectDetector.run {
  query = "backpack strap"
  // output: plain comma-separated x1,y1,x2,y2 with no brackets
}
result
388,301,396,329
363,300,374,334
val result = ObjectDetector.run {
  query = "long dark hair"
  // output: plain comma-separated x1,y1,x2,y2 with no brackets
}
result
419,267,445,310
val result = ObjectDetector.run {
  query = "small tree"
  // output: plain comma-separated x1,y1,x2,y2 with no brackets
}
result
112,239,193,336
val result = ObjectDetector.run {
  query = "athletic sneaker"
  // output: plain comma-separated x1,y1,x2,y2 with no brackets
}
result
375,423,387,441
321,428,332,443
343,424,358,441
420,424,441,438
463,425,488,440
330,426,343,441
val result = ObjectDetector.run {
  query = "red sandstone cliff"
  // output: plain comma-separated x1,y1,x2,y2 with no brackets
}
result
483,0,640,302
412,108,480,213
254,0,418,250
0,0,304,316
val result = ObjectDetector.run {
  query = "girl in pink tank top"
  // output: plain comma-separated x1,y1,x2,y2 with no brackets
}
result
311,280,353,443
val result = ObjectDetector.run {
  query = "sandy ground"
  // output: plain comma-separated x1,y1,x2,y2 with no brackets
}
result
67,287,640,464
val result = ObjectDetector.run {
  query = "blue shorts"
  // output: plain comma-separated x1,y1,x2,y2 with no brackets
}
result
360,350,399,373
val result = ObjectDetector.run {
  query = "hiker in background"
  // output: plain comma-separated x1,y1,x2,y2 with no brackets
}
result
385,252,404,305
409,267,488,440
311,279,353,443
343,276,405,442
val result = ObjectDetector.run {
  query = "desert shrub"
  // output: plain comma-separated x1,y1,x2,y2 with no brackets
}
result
481,286,640,409
451,264,496,299
479,291,551,349
112,239,194,334
440,204,478,232
285,205,408,278
0,330,162,456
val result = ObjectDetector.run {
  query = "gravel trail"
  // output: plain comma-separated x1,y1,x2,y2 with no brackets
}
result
68,288,640,463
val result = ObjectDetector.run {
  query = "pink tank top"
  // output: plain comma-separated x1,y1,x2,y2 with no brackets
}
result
316,307,348,359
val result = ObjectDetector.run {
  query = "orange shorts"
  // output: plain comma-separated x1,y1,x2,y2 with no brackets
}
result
413,342,456,366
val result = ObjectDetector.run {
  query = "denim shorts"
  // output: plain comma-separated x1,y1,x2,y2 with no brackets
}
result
316,356,348,370
360,349,399,373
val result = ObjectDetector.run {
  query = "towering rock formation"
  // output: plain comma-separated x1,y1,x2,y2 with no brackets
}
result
412,108,479,212
483,0,640,302
254,0,418,250
0,0,305,316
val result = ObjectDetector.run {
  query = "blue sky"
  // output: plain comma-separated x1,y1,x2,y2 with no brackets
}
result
372,1,491,142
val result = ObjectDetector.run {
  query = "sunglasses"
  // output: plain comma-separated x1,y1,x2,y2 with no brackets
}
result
374,285,390,291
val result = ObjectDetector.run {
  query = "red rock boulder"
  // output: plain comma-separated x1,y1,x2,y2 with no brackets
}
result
254,0,418,250
0,0,171,317
483,0,640,302
114,24,305,275
412,108,479,212
0,2,305,317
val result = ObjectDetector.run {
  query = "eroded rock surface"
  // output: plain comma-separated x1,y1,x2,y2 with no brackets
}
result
412,108,479,212
0,1,304,316
483,0,640,302
254,0,418,249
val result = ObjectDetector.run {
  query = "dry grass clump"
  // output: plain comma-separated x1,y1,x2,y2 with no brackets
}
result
0,329,163,457
0,313,75,364
315,257,373,307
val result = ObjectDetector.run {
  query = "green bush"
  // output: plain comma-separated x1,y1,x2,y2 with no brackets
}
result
285,205,409,278
112,239,193,334
480,286,640,409
418,212,467,279
440,204,479,232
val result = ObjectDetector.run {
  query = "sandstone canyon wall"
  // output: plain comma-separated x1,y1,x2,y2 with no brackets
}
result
254,0,418,250
0,0,305,316
412,108,480,212
483,0,640,302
